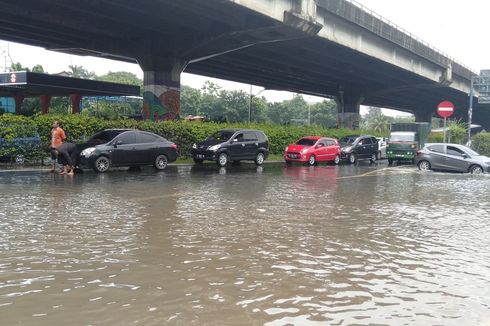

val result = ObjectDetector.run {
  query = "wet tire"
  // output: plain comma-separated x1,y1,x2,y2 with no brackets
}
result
348,153,356,164
93,156,110,173
469,165,483,174
255,152,265,166
217,153,228,167
417,160,431,171
333,155,340,165
308,155,316,166
370,152,377,163
388,159,394,165
154,154,168,170
193,158,203,164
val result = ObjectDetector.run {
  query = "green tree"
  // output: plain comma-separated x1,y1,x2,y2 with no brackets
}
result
98,71,143,93
10,62,30,72
31,64,45,73
361,107,392,132
309,100,337,127
68,64,96,79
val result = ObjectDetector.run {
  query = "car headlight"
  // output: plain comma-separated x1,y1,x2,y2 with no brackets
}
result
343,146,352,153
208,144,221,151
301,148,309,154
192,143,197,149
80,147,96,157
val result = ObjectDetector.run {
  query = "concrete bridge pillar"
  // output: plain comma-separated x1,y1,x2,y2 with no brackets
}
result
414,109,433,124
335,91,364,129
138,57,187,121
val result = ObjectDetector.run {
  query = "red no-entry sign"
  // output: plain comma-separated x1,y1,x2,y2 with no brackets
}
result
437,101,454,118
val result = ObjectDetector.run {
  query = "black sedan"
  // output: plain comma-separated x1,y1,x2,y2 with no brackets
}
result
78,129,177,172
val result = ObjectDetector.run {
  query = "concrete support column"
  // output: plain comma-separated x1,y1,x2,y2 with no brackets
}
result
70,94,82,114
138,58,187,121
39,95,52,114
14,96,24,114
335,91,364,129
414,109,433,124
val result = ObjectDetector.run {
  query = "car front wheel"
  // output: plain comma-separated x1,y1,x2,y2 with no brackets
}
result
93,156,110,173
348,153,356,164
308,155,316,166
469,165,483,174
417,160,431,171
217,153,228,167
255,152,265,166
154,154,168,170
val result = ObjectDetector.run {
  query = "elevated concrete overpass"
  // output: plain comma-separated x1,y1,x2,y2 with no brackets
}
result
0,0,487,128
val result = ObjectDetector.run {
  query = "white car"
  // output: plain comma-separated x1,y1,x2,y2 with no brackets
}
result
376,137,387,159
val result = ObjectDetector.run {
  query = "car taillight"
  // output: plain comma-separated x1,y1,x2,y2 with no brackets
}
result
171,144,178,149
416,150,422,155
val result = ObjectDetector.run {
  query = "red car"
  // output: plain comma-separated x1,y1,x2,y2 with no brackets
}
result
284,136,341,165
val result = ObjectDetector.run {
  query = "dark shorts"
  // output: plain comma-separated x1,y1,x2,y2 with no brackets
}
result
51,148,57,161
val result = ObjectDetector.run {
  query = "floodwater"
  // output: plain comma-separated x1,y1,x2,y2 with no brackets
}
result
1,163,489,326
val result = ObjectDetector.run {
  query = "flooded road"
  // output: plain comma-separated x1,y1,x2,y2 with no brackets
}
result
1,163,490,325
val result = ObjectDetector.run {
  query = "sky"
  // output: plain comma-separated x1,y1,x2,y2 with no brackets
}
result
1,0,488,116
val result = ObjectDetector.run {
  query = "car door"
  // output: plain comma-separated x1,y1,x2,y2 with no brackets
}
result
316,139,329,161
443,145,471,172
324,139,337,161
243,131,259,158
426,144,446,169
356,137,370,158
230,132,246,160
111,131,137,166
135,131,159,164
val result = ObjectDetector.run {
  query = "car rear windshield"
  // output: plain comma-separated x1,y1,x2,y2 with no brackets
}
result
88,130,126,144
390,133,415,142
208,131,235,141
296,138,316,146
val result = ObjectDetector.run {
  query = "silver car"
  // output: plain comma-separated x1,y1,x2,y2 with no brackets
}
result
415,143,490,174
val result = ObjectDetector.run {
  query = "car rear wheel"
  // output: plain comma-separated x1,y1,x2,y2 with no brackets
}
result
370,152,377,163
308,155,316,166
93,156,110,173
417,160,431,171
154,154,168,170
348,153,356,164
333,155,340,165
469,165,483,174
255,152,265,166
217,153,228,167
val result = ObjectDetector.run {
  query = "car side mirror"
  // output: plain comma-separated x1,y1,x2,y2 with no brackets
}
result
114,140,123,147
462,153,468,159
233,138,238,142
315,144,323,148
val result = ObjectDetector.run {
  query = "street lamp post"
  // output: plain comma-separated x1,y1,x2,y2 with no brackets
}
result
248,86,266,123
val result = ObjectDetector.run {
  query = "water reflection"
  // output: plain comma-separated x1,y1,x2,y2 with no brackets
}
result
0,166,489,325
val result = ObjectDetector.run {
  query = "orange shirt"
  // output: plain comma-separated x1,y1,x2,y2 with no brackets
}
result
51,127,66,148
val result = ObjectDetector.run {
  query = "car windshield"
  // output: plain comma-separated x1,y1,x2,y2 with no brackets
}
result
460,146,480,156
390,133,415,142
88,130,126,144
339,136,357,146
296,138,316,146
207,131,235,141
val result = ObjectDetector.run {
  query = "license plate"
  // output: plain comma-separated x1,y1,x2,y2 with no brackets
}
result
288,154,299,159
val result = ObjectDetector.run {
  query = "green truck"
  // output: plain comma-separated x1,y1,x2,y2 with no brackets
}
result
386,122,431,164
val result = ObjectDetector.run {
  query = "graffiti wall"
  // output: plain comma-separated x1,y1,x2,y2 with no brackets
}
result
142,73,180,121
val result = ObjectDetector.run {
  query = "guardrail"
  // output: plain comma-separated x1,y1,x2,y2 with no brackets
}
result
317,0,476,79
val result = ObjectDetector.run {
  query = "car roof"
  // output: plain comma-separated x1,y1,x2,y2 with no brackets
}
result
219,128,262,133
301,136,321,140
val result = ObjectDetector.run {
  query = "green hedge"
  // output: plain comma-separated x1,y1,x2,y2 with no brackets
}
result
471,132,490,156
1,113,382,163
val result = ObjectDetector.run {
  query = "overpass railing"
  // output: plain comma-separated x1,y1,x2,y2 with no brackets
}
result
316,0,476,79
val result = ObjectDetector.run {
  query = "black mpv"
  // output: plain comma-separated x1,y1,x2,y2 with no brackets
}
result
191,129,269,167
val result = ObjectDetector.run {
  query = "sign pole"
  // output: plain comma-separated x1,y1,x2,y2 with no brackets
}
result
443,117,447,143
468,76,474,146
